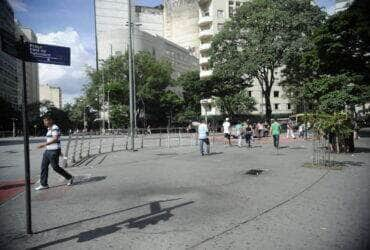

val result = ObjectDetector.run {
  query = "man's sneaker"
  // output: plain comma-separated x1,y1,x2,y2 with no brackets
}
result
35,185,49,191
66,176,74,186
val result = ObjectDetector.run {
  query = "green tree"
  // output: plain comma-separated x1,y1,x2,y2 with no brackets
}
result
176,70,212,118
84,51,175,127
215,91,256,117
210,0,325,122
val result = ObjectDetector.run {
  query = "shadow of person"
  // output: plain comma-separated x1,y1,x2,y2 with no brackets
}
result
73,176,107,186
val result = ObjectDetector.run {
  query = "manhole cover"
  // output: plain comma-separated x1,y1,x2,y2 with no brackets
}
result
245,169,264,176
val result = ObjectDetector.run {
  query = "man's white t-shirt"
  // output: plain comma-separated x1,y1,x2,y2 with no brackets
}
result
223,122,230,134
198,123,208,139
46,124,61,150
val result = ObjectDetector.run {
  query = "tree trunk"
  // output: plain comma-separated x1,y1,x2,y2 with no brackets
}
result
264,91,272,124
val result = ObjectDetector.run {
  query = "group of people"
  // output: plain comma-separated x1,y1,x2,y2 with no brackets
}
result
198,118,295,156
197,117,285,156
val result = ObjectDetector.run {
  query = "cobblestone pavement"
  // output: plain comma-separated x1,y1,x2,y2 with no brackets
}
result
0,135,369,250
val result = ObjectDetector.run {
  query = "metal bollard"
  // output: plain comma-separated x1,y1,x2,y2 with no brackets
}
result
178,128,181,146
62,132,72,168
87,133,91,157
159,129,162,147
167,128,170,148
141,129,144,149
99,137,103,154
79,133,84,160
72,134,79,163
111,135,115,152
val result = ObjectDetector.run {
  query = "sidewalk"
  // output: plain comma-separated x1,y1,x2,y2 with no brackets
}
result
0,138,369,250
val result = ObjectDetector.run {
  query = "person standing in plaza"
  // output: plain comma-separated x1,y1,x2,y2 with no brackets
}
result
270,119,281,149
198,119,210,156
245,123,253,148
35,114,74,190
286,119,296,139
223,118,231,146
235,121,243,147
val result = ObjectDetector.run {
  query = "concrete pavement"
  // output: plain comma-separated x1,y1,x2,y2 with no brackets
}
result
0,137,369,250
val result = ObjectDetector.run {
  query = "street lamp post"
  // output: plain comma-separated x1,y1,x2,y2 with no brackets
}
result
128,0,135,151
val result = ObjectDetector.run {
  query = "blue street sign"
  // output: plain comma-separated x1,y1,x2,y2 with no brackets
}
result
25,42,70,66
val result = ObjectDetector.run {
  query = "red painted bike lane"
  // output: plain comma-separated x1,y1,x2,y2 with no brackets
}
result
0,179,35,205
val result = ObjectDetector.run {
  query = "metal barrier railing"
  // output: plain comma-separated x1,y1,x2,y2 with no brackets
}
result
61,127,219,168
312,132,334,167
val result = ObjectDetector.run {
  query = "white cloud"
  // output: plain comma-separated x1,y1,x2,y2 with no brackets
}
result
8,0,28,12
36,27,95,105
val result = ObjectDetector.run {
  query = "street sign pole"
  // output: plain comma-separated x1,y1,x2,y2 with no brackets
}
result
20,36,32,234
128,0,135,151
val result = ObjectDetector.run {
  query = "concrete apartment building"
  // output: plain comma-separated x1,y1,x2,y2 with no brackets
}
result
0,0,18,108
15,22,39,106
163,0,200,58
39,84,62,109
198,0,292,117
334,0,354,13
0,0,39,109
95,0,198,77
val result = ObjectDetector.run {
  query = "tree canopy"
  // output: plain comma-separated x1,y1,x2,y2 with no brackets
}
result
209,0,325,122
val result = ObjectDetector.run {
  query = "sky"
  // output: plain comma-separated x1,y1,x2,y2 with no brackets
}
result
8,0,335,105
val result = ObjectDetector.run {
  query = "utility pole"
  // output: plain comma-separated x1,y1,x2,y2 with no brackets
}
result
128,0,135,151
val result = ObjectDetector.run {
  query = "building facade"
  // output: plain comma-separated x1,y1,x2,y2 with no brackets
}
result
334,0,354,13
39,84,62,109
198,0,292,117
15,22,39,106
163,0,200,58
95,0,198,78
0,0,18,108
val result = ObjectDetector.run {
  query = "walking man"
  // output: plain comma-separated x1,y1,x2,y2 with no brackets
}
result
35,114,74,190
198,119,210,156
270,119,281,149
223,118,231,146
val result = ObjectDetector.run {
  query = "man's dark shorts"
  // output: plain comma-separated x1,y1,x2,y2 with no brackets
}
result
224,133,230,139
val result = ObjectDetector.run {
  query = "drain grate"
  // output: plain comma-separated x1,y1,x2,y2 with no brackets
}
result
245,169,264,176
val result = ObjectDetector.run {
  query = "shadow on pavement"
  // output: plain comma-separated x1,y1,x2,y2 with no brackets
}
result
29,199,194,249
354,147,370,153
333,161,366,167
73,176,107,186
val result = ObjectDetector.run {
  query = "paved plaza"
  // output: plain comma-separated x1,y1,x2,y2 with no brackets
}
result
0,134,369,249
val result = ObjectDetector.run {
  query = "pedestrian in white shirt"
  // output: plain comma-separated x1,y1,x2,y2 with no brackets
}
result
35,114,74,190
223,118,231,146
198,119,210,156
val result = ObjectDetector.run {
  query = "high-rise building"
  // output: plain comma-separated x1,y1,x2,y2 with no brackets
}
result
163,0,200,58
334,0,354,13
198,0,248,79
39,84,62,109
0,0,18,108
15,22,39,105
94,0,198,78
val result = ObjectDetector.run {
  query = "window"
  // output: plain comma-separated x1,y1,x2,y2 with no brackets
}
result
217,23,224,31
274,104,279,110
217,10,224,18
287,103,291,110
248,91,252,97
202,10,210,17
274,91,279,98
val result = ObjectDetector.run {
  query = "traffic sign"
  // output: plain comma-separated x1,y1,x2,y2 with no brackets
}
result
25,42,71,66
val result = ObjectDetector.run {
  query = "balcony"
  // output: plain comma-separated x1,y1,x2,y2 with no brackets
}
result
200,69,213,79
199,56,210,65
199,42,211,52
199,29,213,39
198,15,212,26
